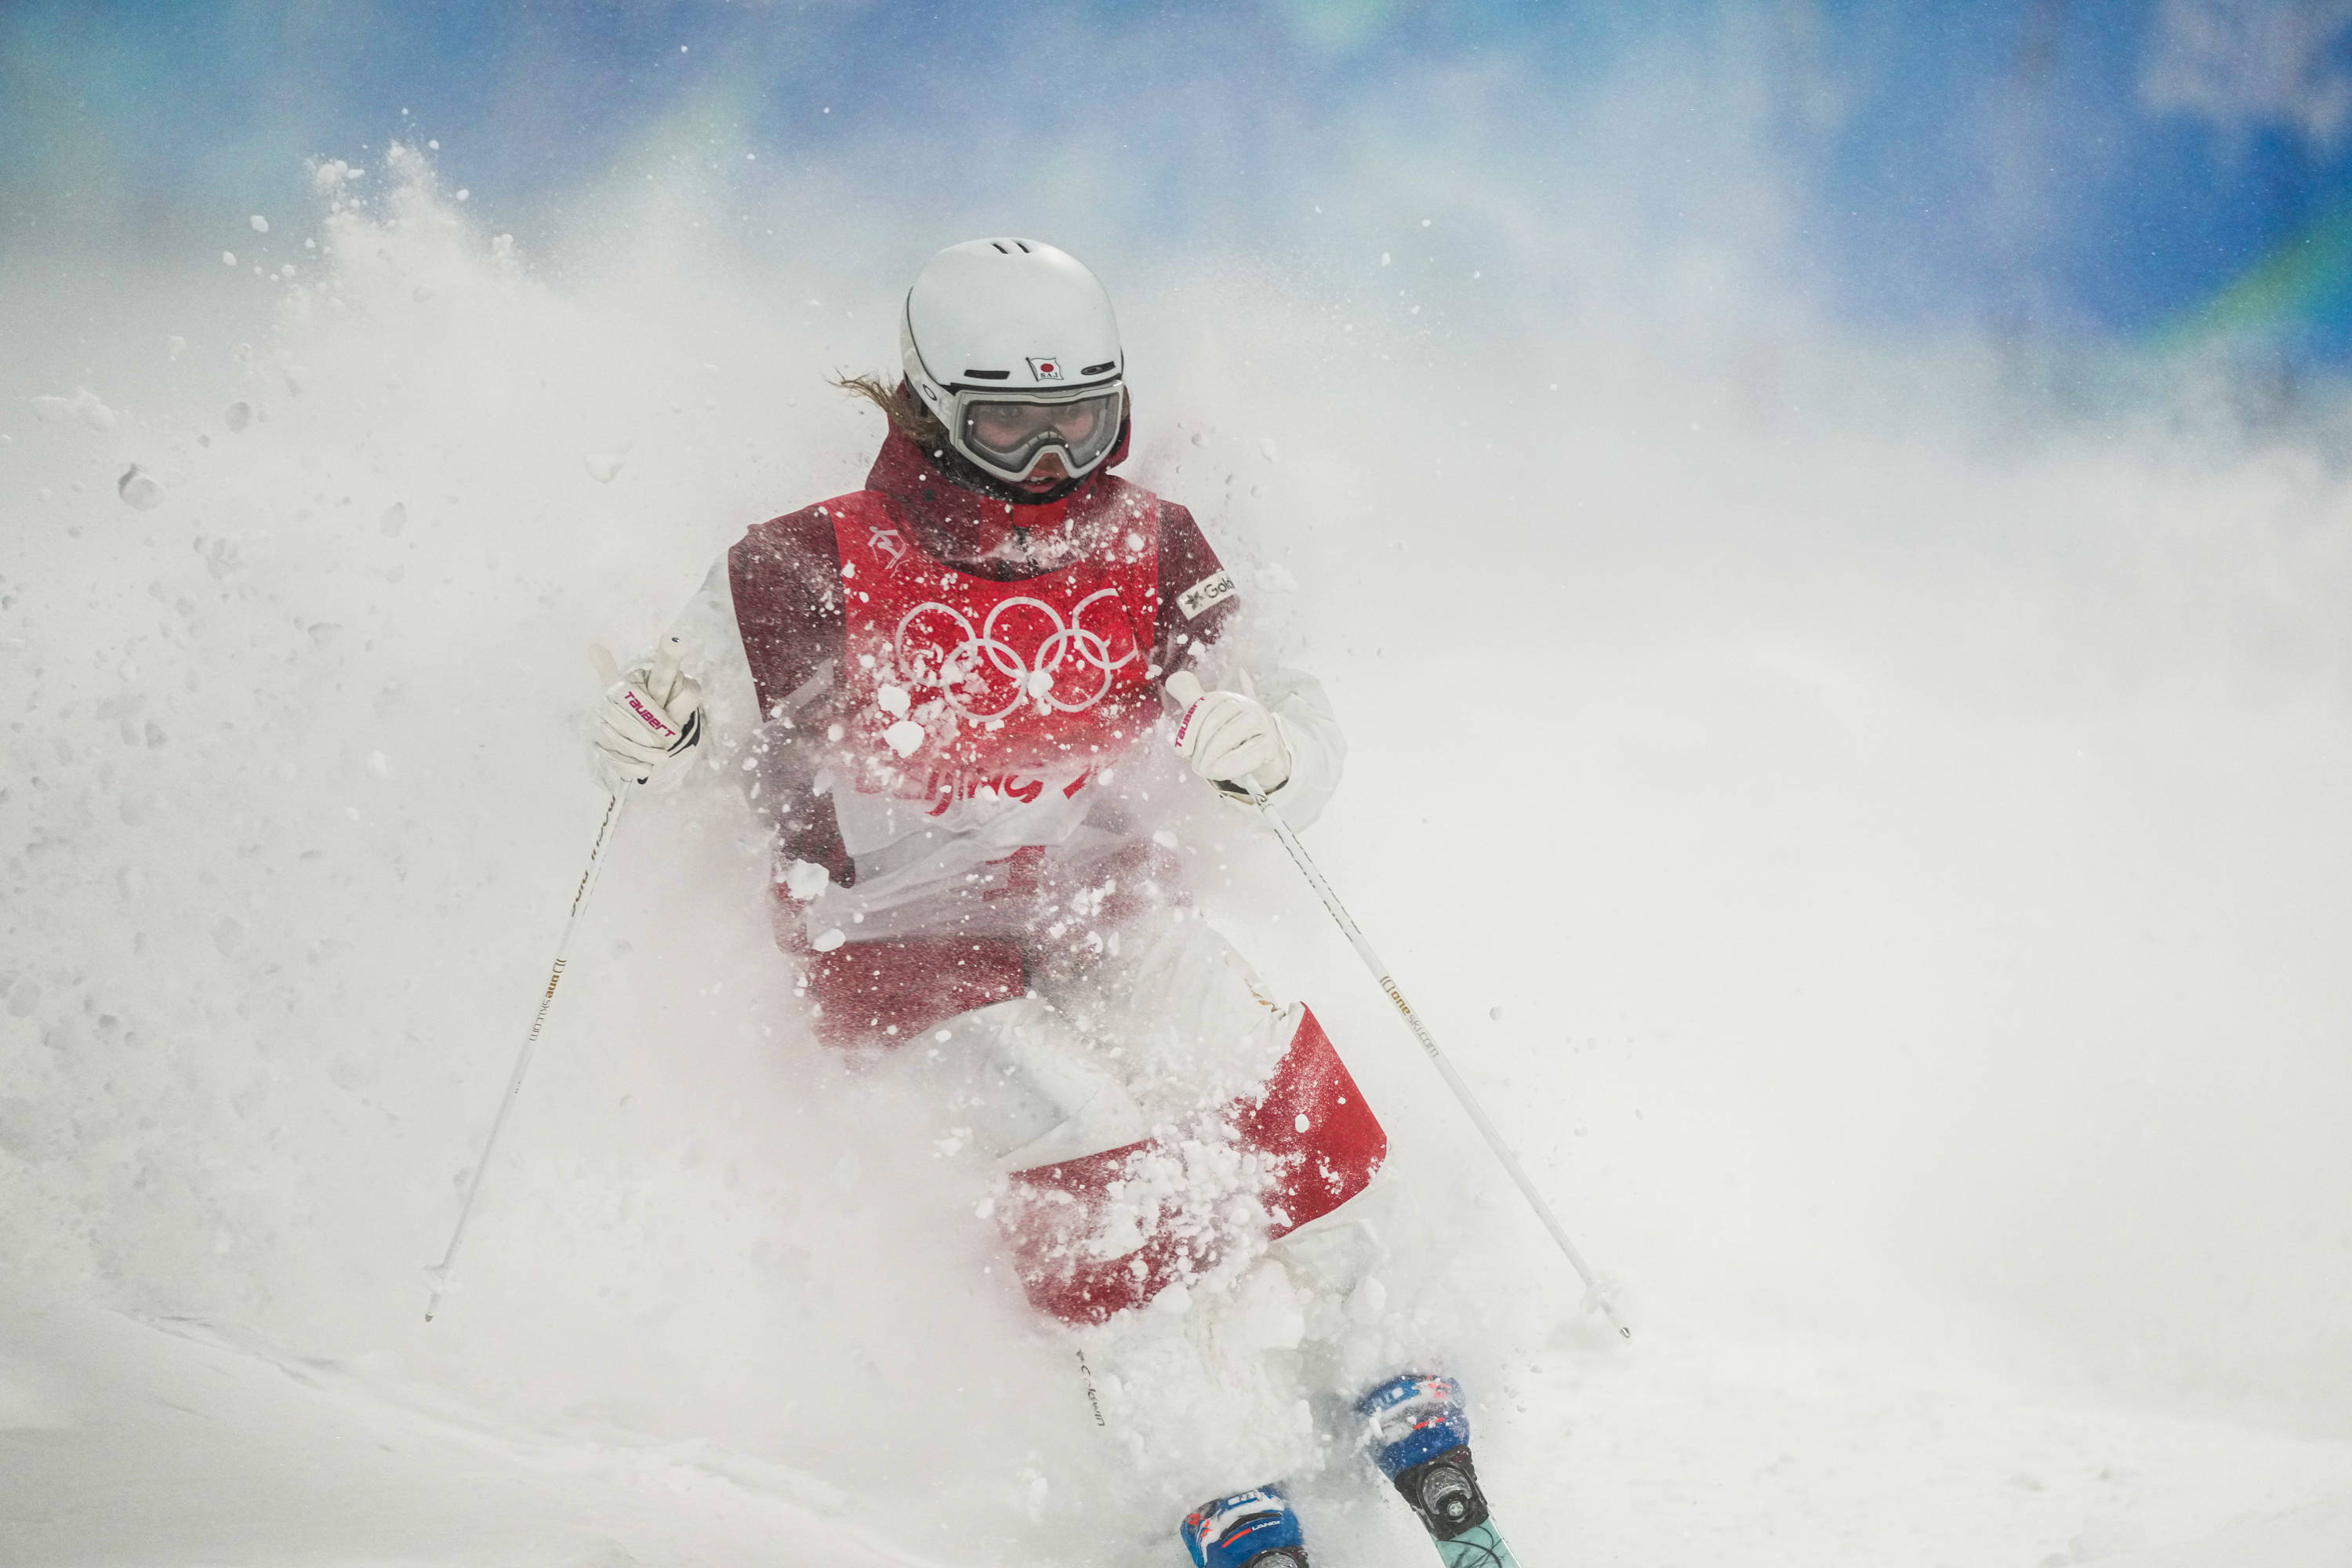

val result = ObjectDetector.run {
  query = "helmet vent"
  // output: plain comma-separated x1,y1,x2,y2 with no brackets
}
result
1014,240,1033,252
962,368,1011,379
1082,361,1116,376
990,241,1011,253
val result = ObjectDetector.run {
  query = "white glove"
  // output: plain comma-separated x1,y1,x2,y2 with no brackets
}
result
590,636,703,788
1167,670,1291,797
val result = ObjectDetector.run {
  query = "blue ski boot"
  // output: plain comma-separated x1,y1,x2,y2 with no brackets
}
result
1358,1374,1522,1568
1181,1484,1309,1568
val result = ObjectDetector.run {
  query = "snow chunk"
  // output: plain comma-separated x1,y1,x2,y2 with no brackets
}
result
378,502,406,537
780,859,829,902
1152,829,1180,850
1216,1259,1306,1352
811,927,847,953
116,464,164,511
224,401,252,433
222,251,237,267
32,390,117,430
882,719,925,757
583,453,626,484
1259,437,1279,463
249,214,269,233
874,684,909,717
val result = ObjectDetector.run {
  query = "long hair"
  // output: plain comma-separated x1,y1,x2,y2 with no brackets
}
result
833,372,946,446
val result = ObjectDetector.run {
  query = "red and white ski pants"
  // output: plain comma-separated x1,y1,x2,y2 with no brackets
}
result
776,872,1387,1326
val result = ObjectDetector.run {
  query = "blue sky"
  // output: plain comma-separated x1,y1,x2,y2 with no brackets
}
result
7,1,2352,359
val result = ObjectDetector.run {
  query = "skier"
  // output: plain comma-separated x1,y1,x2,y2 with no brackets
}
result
588,238,1519,1568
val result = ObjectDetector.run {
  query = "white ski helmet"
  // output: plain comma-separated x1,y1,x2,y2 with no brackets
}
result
899,238,1127,487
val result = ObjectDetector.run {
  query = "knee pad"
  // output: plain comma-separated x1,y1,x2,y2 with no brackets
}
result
999,1005,1386,1326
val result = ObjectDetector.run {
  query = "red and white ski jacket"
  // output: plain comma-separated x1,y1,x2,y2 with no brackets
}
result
649,424,1345,953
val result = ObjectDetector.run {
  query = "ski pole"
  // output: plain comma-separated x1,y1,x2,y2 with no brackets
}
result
424,782,629,1321
423,639,670,1322
1166,675,1630,1339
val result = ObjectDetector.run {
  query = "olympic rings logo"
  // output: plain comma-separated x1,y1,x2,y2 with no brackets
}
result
894,589,1138,722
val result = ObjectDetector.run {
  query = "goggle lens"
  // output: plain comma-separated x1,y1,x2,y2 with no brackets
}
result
960,390,1123,477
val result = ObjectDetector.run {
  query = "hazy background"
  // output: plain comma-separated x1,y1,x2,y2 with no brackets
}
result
7,2,2352,1563
21,0,2352,363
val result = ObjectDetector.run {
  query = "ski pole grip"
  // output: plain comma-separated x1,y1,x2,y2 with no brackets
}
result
647,633,688,707
591,633,687,703
649,632,685,688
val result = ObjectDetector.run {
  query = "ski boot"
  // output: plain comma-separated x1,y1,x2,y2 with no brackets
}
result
1181,1484,1309,1568
1358,1374,1521,1568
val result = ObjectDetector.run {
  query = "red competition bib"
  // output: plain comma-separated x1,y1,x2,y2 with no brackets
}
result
823,492,1161,808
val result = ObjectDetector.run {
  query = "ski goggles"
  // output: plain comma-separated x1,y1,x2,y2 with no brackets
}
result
949,385,1125,485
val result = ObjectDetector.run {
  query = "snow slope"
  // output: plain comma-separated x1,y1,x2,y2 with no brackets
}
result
9,1291,2352,1568
5,153,2352,1564
0,1290,934,1568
